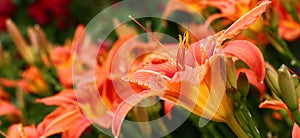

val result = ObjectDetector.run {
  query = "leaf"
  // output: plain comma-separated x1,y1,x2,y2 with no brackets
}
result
223,40,265,82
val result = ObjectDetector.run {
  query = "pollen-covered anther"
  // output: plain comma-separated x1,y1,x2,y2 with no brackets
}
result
151,58,169,64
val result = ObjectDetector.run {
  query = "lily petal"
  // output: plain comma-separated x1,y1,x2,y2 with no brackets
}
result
35,89,77,108
112,90,161,137
0,101,21,117
164,101,175,119
8,124,38,138
293,123,300,138
223,40,265,82
259,100,288,110
37,106,90,138
219,0,271,41
128,58,177,89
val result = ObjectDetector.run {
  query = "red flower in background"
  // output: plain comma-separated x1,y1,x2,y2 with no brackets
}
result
0,0,15,31
28,0,71,29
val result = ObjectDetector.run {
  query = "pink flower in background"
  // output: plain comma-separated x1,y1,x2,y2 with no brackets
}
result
0,0,15,31
28,0,71,29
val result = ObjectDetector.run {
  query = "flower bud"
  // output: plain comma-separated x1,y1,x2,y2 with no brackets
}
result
237,72,249,102
278,65,298,111
5,19,35,64
296,85,300,99
291,74,299,89
265,66,281,98
226,58,237,89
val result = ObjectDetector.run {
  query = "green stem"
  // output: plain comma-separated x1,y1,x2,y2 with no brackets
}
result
241,106,260,138
266,30,300,68
226,114,249,138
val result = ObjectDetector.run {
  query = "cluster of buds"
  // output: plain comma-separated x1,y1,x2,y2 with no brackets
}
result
265,64,300,125
225,58,249,103
225,57,261,137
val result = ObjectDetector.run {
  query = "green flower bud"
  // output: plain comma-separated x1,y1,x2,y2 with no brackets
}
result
265,67,282,98
226,58,237,89
237,72,249,102
291,74,299,89
278,65,298,111
296,85,300,99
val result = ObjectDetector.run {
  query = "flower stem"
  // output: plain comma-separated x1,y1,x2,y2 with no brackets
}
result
226,114,249,138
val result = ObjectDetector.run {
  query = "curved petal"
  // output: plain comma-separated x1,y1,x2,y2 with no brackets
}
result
8,124,38,138
293,123,300,138
38,106,90,138
164,101,175,119
259,100,288,110
0,101,21,117
0,78,16,87
112,90,161,137
35,89,77,107
127,58,177,89
219,0,271,41
223,40,265,82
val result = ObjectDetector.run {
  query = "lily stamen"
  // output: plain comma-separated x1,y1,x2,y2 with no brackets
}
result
176,31,190,71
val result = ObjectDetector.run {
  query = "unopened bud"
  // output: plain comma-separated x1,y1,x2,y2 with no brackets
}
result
296,85,300,99
291,74,299,89
237,72,249,102
226,58,237,89
278,65,298,111
265,67,281,98
5,19,35,64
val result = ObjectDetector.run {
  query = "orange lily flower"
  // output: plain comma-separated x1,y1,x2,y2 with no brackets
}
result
35,89,91,138
17,66,50,96
111,1,270,137
163,0,264,33
48,25,85,88
271,0,300,41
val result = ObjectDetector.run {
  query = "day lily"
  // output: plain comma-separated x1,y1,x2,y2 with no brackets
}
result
271,0,300,41
48,25,86,88
36,89,91,138
163,0,265,34
18,66,50,96
74,19,147,129
111,1,270,137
